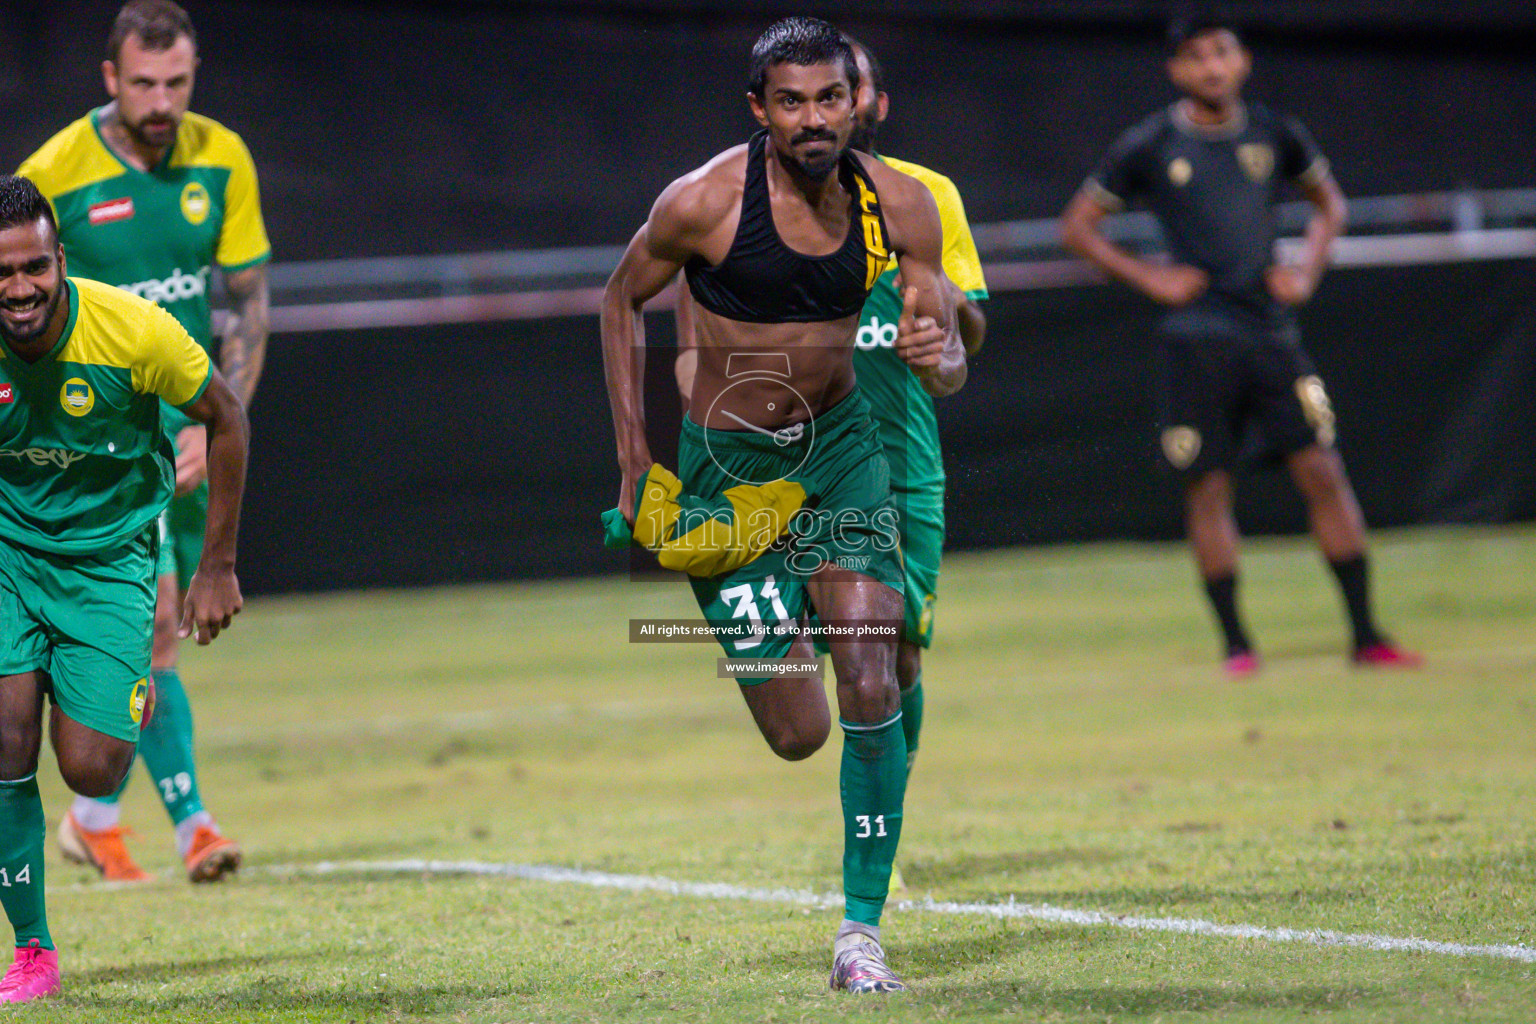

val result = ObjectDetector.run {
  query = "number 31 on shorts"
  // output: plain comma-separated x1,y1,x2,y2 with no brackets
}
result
719,575,791,651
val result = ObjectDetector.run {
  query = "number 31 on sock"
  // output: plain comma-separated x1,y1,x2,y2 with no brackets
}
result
855,815,888,838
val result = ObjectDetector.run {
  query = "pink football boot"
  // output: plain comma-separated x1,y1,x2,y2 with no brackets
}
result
0,940,60,1003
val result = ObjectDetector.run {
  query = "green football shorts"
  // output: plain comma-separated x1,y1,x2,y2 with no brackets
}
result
811,487,941,656
160,481,208,588
680,389,903,678
0,527,157,742
892,488,944,648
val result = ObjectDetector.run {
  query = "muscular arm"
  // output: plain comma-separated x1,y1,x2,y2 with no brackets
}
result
602,183,706,520
170,263,269,495
603,162,739,519
219,263,270,407
176,369,249,641
955,288,987,357
1060,188,1207,306
883,174,965,397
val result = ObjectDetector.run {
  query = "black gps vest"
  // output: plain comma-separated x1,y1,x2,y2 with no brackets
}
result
685,130,889,323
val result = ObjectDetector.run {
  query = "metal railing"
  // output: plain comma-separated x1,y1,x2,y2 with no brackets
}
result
255,186,1536,332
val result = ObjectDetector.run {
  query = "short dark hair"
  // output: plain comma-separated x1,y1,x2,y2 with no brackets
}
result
841,33,885,95
0,176,59,242
1167,11,1241,54
108,0,196,62
748,17,859,99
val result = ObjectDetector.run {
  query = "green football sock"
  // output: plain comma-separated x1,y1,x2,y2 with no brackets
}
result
840,713,906,927
900,675,924,777
136,668,205,825
0,776,52,950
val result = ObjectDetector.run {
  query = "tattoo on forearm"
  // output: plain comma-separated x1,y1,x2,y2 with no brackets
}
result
221,266,270,406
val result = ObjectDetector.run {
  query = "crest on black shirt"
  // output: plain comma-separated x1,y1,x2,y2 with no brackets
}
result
1237,143,1274,181
1161,426,1202,470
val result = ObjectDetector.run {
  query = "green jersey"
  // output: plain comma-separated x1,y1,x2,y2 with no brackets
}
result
18,108,271,354
0,278,212,555
18,108,268,435
851,156,988,498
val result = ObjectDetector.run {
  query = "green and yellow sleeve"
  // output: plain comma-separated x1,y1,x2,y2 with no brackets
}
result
214,134,271,272
133,302,213,409
927,175,988,300
881,156,988,300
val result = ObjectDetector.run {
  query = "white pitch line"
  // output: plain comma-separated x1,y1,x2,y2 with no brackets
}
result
266,858,1536,964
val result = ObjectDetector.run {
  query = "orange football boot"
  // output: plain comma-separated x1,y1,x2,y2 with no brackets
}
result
58,812,151,883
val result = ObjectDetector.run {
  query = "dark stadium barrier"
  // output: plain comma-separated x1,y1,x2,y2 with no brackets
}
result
939,258,1536,551
2,2,1534,260
237,257,1536,592
3,2,1531,591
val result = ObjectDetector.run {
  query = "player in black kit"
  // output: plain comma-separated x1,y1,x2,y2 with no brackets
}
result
1060,15,1420,675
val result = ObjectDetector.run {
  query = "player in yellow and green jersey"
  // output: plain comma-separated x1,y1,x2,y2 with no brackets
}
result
17,0,270,884
0,174,249,1002
843,37,987,870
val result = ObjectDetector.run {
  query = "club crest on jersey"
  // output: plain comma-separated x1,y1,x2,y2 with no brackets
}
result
1161,426,1202,470
88,197,135,225
129,678,149,725
1168,158,1193,187
180,182,211,225
0,383,13,404
1238,144,1274,181
60,378,94,417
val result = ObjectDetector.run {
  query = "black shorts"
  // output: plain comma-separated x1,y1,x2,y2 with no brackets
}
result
1155,331,1336,477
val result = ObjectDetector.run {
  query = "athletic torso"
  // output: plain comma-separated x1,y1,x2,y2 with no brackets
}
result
685,131,889,430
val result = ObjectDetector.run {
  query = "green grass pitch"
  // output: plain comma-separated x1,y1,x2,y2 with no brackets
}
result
28,525,1536,1022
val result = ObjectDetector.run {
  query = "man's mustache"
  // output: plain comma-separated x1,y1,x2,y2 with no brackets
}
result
791,129,837,145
